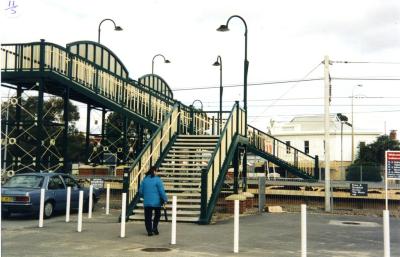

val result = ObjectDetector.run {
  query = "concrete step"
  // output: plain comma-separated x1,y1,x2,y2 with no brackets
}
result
161,176,201,181
163,197,201,203
178,135,219,138
163,158,211,162
165,192,201,197
159,167,203,171
174,142,217,146
158,172,201,177
172,146,215,150
161,163,208,167
136,203,200,209
165,187,201,192
129,214,199,222
132,209,200,216
164,182,201,187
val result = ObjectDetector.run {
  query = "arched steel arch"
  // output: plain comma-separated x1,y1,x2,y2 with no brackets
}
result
66,40,130,79
138,74,173,99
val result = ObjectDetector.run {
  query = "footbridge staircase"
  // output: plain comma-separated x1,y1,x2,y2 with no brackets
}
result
1,40,319,224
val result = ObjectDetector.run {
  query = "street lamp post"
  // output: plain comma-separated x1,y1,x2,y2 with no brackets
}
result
337,113,352,179
351,84,363,162
213,55,223,133
152,54,170,74
217,15,248,129
98,18,123,43
191,99,203,111
217,15,249,191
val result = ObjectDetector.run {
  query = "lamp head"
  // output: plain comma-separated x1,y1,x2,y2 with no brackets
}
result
164,59,171,64
114,26,123,31
217,24,229,32
213,60,221,66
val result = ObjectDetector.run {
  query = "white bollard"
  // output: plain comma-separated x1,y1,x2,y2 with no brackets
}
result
77,190,83,232
66,186,71,222
383,210,390,257
88,185,93,219
120,193,126,238
38,188,45,228
106,184,110,215
171,195,177,245
234,199,239,253
301,204,307,257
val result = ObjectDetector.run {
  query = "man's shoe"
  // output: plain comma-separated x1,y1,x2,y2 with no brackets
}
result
148,232,153,236
153,229,159,235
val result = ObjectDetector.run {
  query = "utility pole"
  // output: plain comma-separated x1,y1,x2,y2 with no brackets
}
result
324,56,331,212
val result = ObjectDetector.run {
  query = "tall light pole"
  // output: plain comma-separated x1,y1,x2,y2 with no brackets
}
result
217,15,249,191
213,55,223,133
98,18,123,43
323,55,331,212
151,54,170,74
351,84,363,162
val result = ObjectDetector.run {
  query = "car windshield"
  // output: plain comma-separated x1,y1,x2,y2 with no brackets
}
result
3,175,44,188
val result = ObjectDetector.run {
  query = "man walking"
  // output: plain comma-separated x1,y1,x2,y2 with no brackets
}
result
139,166,168,236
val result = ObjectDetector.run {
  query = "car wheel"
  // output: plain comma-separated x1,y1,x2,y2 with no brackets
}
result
44,201,54,219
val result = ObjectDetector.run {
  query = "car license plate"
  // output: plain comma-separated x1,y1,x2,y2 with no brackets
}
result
1,196,13,203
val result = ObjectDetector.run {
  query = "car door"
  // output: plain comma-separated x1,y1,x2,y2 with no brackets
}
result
61,175,80,209
47,175,67,212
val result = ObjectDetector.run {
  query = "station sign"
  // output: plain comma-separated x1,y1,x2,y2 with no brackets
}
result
91,178,104,189
386,151,400,180
350,183,368,196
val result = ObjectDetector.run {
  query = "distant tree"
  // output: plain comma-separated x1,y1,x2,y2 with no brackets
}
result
346,135,400,182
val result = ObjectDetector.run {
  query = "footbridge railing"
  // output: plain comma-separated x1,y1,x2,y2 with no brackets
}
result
0,40,219,134
199,102,246,224
247,125,319,179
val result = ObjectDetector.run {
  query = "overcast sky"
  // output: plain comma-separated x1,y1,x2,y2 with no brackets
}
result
2,0,400,134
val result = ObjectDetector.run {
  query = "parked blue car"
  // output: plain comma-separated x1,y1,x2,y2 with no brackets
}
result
1,173,100,218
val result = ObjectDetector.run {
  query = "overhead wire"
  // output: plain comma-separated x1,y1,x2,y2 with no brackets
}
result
249,62,323,123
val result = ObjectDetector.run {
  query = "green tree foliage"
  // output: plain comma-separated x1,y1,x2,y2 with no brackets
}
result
346,135,400,182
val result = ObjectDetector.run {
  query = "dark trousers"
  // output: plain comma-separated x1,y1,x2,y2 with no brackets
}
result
144,207,161,233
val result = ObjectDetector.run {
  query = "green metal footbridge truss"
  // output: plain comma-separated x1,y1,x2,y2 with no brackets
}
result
1,40,319,224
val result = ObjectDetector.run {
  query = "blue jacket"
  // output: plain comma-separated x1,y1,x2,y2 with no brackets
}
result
139,175,168,207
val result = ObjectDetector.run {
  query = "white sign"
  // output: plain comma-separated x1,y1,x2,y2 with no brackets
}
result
91,178,104,189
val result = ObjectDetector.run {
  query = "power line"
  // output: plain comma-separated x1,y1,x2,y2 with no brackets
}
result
331,60,400,65
173,78,323,91
249,109,400,118
249,62,323,124
332,77,400,81
206,104,400,108
198,96,399,104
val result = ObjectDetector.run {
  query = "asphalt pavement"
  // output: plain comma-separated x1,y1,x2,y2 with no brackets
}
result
1,208,399,257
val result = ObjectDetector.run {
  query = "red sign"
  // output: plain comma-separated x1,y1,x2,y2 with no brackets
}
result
387,152,400,160
386,151,400,180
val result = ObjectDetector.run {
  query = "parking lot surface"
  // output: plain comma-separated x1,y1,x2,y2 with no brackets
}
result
2,208,399,257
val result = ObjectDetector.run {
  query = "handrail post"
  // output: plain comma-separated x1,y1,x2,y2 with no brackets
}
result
211,116,215,135
177,102,182,134
189,104,194,134
314,155,319,179
235,101,239,134
200,168,208,223
122,167,130,200
39,39,45,72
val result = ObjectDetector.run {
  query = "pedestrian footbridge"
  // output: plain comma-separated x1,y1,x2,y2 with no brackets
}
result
1,40,319,224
